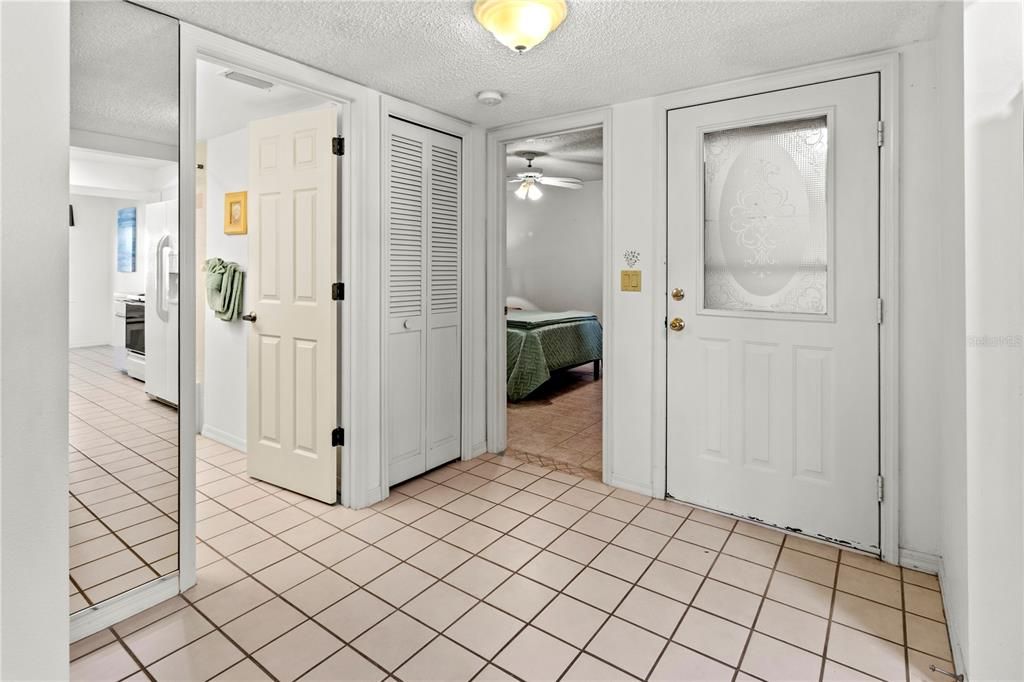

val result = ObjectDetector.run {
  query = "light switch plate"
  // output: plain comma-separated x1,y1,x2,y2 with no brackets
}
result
620,269,642,292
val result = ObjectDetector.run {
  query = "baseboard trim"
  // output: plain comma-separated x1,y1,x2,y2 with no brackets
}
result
899,548,942,575
606,475,654,498
937,559,968,678
472,440,487,457
200,424,246,452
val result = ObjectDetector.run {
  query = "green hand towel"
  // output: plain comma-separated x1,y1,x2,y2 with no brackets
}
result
203,257,245,322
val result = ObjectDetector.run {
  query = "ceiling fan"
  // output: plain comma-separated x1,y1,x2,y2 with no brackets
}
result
508,151,582,200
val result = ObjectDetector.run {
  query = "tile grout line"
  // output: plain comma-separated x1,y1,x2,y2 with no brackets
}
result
147,454,639,680
817,541,843,682
87,429,950,681
68,490,162,600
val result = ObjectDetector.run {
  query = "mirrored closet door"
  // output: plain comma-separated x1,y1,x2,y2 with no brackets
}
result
68,0,181,630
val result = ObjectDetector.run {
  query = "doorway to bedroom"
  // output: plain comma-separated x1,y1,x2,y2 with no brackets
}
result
504,127,604,479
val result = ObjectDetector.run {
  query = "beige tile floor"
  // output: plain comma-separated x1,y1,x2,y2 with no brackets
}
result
68,347,179,613
71,434,955,682
507,367,602,479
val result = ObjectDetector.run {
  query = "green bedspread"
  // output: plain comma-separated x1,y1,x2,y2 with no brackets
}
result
506,312,603,401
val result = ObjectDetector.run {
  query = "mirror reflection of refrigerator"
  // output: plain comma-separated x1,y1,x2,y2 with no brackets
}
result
144,199,179,407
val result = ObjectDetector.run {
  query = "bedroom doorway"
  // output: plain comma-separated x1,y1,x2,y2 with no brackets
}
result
503,127,605,479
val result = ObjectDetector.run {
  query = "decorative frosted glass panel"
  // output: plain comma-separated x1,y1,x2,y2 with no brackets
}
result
703,116,828,315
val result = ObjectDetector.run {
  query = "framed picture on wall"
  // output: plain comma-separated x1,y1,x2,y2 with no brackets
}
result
116,207,137,272
224,191,247,235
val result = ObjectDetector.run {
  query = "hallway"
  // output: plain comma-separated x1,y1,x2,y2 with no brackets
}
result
71,437,953,681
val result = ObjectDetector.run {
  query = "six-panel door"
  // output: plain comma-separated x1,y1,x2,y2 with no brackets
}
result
246,107,339,504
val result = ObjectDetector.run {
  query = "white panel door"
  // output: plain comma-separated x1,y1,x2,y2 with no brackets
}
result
246,107,339,503
667,75,880,551
386,118,461,486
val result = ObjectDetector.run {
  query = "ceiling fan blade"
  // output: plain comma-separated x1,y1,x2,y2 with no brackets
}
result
537,176,583,189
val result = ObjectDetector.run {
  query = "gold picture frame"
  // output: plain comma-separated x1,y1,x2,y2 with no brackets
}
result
224,191,247,235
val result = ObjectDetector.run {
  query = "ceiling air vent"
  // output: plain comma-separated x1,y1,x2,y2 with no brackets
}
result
221,70,274,90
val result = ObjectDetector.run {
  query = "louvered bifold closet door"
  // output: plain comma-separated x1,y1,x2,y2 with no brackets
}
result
386,118,462,485
425,134,462,470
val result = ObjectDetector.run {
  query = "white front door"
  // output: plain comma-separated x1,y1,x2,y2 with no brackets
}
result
666,75,881,551
246,107,340,503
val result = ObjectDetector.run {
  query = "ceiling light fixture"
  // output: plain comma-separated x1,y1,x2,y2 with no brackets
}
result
509,151,581,200
514,178,543,200
473,0,568,53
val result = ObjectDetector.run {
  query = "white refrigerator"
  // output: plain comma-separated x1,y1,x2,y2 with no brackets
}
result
144,199,179,406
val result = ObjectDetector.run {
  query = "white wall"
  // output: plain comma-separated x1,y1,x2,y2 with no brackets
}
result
961,1,1024,677
897,37,957,560
506,181,603,318
598,37,963,562
935,1,968,672
0,1,70,678
69,195,116,346
605,98,657,491
69,154,179,303
70,156,174,201
200,127,250,448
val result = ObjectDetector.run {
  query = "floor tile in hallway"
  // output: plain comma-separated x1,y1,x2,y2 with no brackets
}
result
68,347,179,613
71,437,954,681
506,366,602,480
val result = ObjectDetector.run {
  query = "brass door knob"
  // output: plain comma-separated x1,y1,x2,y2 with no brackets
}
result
671,288,685,301
669,317,685,332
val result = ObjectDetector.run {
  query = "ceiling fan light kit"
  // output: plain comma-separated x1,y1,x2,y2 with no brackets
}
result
514,178,543,200
509,150,583,200
473,0,568,53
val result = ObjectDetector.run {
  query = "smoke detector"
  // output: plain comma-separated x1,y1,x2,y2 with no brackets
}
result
477,90,504,106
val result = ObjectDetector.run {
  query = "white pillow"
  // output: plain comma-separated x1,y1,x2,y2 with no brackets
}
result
506,296,539,311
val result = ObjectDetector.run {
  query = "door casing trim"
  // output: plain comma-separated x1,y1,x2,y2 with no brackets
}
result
483,109,614,482
179,23,380,590
651,50,901,562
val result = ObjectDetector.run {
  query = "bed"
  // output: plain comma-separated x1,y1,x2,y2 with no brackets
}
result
506,310,603,401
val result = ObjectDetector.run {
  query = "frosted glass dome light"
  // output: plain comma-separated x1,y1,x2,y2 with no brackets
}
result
473,0,568,53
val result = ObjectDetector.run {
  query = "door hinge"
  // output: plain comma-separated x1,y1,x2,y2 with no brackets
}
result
332,427,345,447
332,282,344,301
876,298,884,325
877,121,884,147
332,136,345,156
877,475,885,502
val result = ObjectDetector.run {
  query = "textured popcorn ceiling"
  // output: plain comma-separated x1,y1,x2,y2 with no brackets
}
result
139,0,940,128
506,127,604,181
71,0,179,146
75,0,941,146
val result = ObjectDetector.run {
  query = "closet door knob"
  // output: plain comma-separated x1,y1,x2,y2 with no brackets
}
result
242,312,257,322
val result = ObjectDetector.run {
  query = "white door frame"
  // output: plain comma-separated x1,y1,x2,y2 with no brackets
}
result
484,109,614,476
651,50,901,562
378,96,484,493
178,24,382,590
